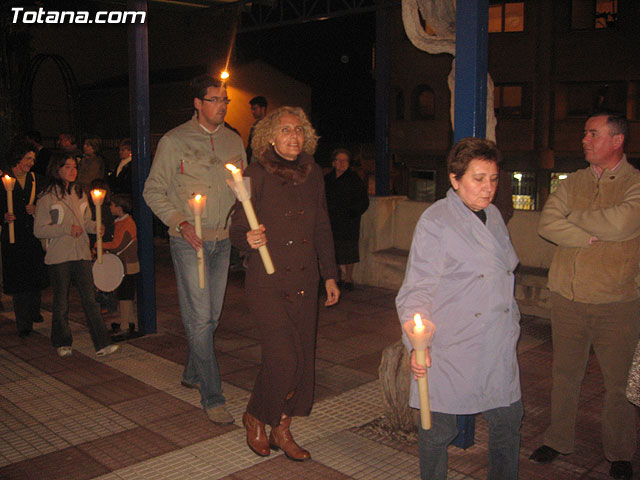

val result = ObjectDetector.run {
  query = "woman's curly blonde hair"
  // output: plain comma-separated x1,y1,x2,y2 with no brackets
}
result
251,106,319,159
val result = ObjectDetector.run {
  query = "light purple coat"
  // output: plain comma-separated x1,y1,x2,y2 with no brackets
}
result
396,188,521,414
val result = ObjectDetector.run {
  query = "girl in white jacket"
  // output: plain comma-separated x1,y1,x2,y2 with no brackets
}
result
34,153,118,357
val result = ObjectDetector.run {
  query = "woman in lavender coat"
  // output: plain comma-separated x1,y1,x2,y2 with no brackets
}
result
396,137,522,480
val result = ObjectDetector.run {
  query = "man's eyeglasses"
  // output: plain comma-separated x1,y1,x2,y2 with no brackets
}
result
201,96,231,105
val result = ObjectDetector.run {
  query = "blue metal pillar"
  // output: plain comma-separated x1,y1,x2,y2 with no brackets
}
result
375,0,390,196
452,0,489,449
128,0,156,334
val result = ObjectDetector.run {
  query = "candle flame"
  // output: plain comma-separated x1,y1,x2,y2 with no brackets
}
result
414,314,423,328
225,163,239,173
91,189,104,197
194,194,202,201
3,175,10,180
220,71,229,80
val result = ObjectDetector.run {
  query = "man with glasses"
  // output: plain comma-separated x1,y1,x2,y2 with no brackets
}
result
144,74,245,425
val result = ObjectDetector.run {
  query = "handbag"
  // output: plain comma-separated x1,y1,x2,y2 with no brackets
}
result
626,339,640,407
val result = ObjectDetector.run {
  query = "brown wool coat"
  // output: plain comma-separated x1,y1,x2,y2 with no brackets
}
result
229,147,338,427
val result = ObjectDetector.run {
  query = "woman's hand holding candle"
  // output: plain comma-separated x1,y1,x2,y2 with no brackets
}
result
403,313,436,430
225,163,275,274
246,224,267,249
2,175,16,244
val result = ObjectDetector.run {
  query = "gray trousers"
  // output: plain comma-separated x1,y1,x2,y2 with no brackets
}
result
418,399,523,480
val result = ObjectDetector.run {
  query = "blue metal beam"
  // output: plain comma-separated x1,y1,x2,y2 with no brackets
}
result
375,0,390,196
452,0,489,449
454,0,489,141
128,0,157,334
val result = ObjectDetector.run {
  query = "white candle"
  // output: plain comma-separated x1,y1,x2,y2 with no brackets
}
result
188,194,206,289
90,189,106,264
2,175,16,244
402,313,435,430
225,164,275,274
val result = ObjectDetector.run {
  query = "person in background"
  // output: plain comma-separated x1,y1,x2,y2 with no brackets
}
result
230,106,340,461
57,132,79,154
324,148,369,291
396,137,523,480
107,138,132,195
24,130,52,177
78,135,105,194
34,153,119,358
246,96,267,163
102,194,139,341
0,141,48,337
531,111,639,480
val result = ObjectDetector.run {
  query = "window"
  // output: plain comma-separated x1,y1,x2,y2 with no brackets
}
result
489,2,524,33
571,0,618,30
411,85,435,120
512,171,536,210
494,83,530,118
550,172,570,194
565,82,626,117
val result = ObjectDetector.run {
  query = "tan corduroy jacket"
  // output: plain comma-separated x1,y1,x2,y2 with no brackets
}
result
538,156,640,304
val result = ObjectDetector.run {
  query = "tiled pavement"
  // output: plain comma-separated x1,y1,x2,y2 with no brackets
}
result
0,239,639,479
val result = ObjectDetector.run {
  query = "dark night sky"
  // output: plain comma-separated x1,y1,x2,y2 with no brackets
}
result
236,12,377,147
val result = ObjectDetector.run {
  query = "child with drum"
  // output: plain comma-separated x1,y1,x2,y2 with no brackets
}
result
101,194,139,340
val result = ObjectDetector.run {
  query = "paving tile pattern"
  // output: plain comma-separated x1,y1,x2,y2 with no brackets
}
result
0,239,638,479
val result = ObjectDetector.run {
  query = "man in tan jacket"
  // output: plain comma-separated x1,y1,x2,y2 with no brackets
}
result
531,111,640,480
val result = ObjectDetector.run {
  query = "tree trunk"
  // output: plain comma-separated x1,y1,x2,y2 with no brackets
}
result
378,340,418,432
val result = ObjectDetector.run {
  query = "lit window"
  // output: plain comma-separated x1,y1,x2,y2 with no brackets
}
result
412,85,435,120
494,84,529,118
489,2,524,33
512,171,536,210
571,0,618,30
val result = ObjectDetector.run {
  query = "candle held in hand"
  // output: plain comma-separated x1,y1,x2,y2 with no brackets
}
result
225,164,275,274
403,313,436,430
187,194,207,288
2,175,16,244
90,189,106,264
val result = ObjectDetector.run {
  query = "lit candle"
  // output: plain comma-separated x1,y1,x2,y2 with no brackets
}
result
403,313,436,430
90,189,106,263
225,164,275,274
2,175,16,244
187,194,206,289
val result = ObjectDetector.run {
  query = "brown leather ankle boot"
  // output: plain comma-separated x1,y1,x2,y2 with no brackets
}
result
268,413,311,461
242,411,270,457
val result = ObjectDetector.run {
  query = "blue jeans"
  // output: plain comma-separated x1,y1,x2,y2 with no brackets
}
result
170,236,230,409
418,400,523,480
49,260,112,351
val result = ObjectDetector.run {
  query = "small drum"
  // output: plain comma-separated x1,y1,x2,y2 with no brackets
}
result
92,253,125,292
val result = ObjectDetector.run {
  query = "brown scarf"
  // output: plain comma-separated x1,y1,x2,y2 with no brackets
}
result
257,147,313,184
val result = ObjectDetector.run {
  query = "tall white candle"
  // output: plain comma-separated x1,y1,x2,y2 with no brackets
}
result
2,175,16,244
225,164,275,275
188,194,206,289
402,313,436,430
90,189,106,264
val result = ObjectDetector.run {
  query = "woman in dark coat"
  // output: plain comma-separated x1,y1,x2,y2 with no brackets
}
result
0,142,48,336
230,106,340,461
324,148,369,290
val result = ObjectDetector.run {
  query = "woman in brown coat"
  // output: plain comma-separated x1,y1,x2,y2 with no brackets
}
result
230,106,340,461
